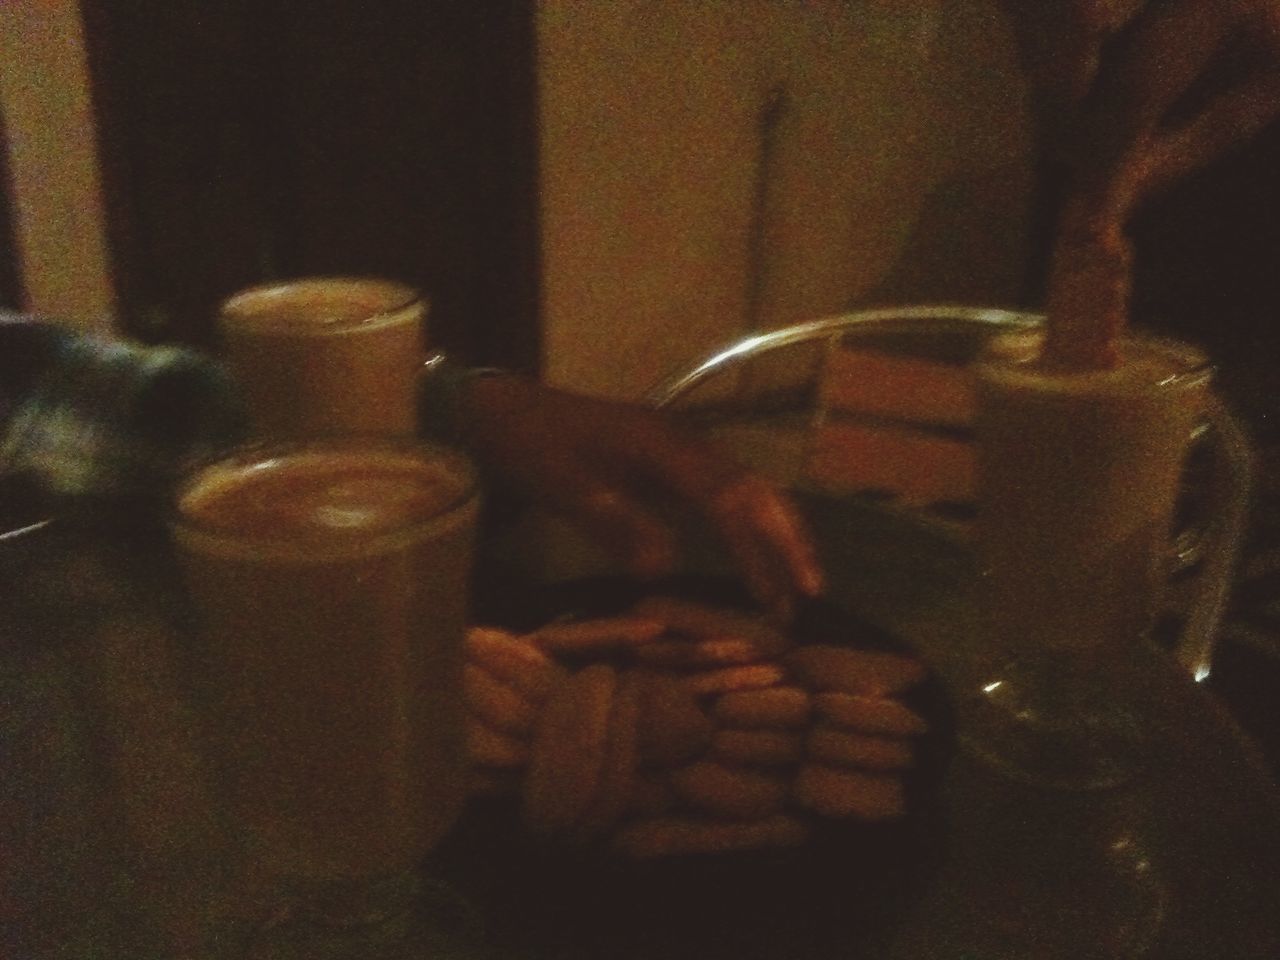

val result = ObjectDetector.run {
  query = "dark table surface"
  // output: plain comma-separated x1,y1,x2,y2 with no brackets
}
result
6,485,1278,960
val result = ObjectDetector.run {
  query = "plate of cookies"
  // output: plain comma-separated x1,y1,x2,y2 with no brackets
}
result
436,575,954,960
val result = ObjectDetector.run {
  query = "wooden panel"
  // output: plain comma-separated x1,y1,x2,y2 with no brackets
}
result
80,0,539,370
0,105,24,310
79,0,265,345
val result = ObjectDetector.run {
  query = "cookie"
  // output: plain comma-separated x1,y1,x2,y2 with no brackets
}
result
630,596,791,657
685,663,787,696
713,686,812,729
635,672,714,767
532,617,666,655
812,691,928,736
464,663,537,737
709,729,803,767
465,626,566,703
573,669,641,841
805,726,914,771
784,645,925,696
633,637,763,669
523,663,617,836
668,761,789,820
467,720,529,768
792,764,905,821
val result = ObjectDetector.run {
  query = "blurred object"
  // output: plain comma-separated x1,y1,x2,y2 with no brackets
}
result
217,276,426,440
0,1,116,328
648,306,1024,519
0,314,245,510
647,306,1250,685
0,312,68,423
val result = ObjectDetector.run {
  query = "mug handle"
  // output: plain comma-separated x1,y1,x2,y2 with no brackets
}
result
1168,396,1252,682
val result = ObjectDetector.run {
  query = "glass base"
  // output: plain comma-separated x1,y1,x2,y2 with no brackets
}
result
960,656,1146,792
244,873,487,960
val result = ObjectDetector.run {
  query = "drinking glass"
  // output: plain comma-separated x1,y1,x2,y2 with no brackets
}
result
170,437,482,958
963,329,1248,790
646,307,1250,793
218,277,428,440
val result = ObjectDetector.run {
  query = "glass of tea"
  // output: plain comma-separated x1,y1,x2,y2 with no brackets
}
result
218,277,428,441
170,436,482,958
965,328,1246,790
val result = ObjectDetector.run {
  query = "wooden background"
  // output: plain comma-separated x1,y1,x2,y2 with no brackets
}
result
77,0,540,372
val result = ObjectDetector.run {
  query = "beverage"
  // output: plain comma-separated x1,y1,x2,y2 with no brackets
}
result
974,331,1210,659
219,278,427,439
172,440,478,881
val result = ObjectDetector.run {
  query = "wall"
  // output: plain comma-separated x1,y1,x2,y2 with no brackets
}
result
0,0,115,330
535,1,1036,400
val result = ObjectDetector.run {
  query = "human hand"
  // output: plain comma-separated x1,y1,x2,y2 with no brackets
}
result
1007,0,1280,214
457,374,823,618
1002,1,1280,367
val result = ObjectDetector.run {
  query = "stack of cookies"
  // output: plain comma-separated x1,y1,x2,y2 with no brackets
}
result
463,597,929,859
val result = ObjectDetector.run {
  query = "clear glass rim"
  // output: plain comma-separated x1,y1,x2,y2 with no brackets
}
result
169,435,478,559
647,305,1043,407
976,327,1215,393
647,305,1217,406
219,277,426,337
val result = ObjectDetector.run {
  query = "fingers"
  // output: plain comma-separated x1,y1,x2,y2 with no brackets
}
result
1063,0,1280,215
1071,0,1234,213
1146,60,1280,194
574,488,680,580
707,475,825,617
1091,0,1232,138
1042,203,1132,369
1056,0,1150,106
584,407,824,614
463,374,823,607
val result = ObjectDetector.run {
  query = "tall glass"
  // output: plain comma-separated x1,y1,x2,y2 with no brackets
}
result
966,329,1213,789
171,437,479,957
218,277,427,440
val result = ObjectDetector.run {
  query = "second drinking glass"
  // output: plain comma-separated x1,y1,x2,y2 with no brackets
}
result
218,277,428,441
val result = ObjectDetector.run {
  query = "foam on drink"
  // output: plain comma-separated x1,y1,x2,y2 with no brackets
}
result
220,278,421,335
179,448,471,557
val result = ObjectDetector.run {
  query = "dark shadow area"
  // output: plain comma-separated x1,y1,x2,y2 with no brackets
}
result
0,107,25,310
80,0,540,372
